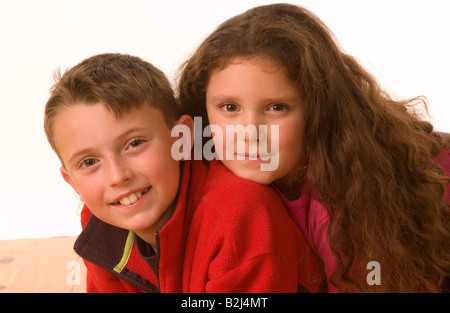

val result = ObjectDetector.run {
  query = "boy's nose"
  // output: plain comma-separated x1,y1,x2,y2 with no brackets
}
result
106,157,132,186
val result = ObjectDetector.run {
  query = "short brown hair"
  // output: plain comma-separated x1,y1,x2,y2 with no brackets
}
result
44,53,180,157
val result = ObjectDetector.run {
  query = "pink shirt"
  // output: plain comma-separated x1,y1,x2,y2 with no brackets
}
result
277,148,450,293
277,184,339,292
436,147,450,203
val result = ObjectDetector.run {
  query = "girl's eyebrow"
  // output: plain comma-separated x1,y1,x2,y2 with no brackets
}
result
208,95,300,104
265,96,300,103
208,95,240,103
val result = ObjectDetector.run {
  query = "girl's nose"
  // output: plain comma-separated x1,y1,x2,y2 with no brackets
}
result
241,112,253,139
241,111,266,143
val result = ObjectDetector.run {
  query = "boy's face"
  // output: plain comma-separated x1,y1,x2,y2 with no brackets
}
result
206,57,304,185
54,103,189,244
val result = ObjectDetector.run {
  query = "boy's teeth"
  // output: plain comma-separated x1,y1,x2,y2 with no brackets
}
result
118,190,144,206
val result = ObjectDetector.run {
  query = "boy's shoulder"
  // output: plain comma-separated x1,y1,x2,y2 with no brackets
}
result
187,160,301,271
202,160,282,202
182,160,292,235
190,160,288,224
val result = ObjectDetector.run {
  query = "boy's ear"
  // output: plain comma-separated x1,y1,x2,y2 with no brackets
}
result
175,114,195,147
60,166,83,201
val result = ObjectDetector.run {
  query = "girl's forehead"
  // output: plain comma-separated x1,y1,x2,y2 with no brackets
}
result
207,56,297,96
216,55,284,73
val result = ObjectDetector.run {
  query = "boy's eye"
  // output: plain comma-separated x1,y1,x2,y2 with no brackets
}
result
80,159,97,168
127,138,145,150
129,139,143,148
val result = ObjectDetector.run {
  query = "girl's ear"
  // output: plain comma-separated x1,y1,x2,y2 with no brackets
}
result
60,166,84,201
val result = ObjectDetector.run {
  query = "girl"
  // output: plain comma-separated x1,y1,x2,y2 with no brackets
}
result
177,3,450,292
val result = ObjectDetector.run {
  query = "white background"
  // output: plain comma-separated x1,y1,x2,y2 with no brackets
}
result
0,0,448,239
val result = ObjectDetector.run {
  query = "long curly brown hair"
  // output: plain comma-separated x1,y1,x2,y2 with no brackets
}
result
177,3,450,292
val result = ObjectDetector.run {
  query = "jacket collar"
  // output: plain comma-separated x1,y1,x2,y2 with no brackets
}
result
73,160,208,292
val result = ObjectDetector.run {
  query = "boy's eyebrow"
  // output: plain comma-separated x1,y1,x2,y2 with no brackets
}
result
67,126,150,166
115,126,151,142
67,147,96,166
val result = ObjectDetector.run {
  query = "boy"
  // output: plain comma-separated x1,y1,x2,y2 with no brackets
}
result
44,53,324,292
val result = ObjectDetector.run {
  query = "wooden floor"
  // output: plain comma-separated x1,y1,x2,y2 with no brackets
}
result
0,236,86,293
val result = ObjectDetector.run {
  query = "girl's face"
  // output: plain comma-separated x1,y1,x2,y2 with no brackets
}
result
206,57,304,185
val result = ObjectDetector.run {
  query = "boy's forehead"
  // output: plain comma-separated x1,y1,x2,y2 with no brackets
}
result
58,100,157,119
53,102,172,162
54,101,166,130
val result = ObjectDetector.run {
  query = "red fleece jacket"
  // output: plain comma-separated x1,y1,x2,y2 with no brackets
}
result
75,160,325,293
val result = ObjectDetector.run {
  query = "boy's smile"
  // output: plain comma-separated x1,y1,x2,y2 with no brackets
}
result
112,186,151,206
53,103,185,245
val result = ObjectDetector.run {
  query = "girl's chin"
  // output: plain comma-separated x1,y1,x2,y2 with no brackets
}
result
228,165,278,186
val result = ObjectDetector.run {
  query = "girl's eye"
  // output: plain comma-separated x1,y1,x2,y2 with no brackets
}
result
220,103,239,112
80,159,97,168
269,103,287,111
